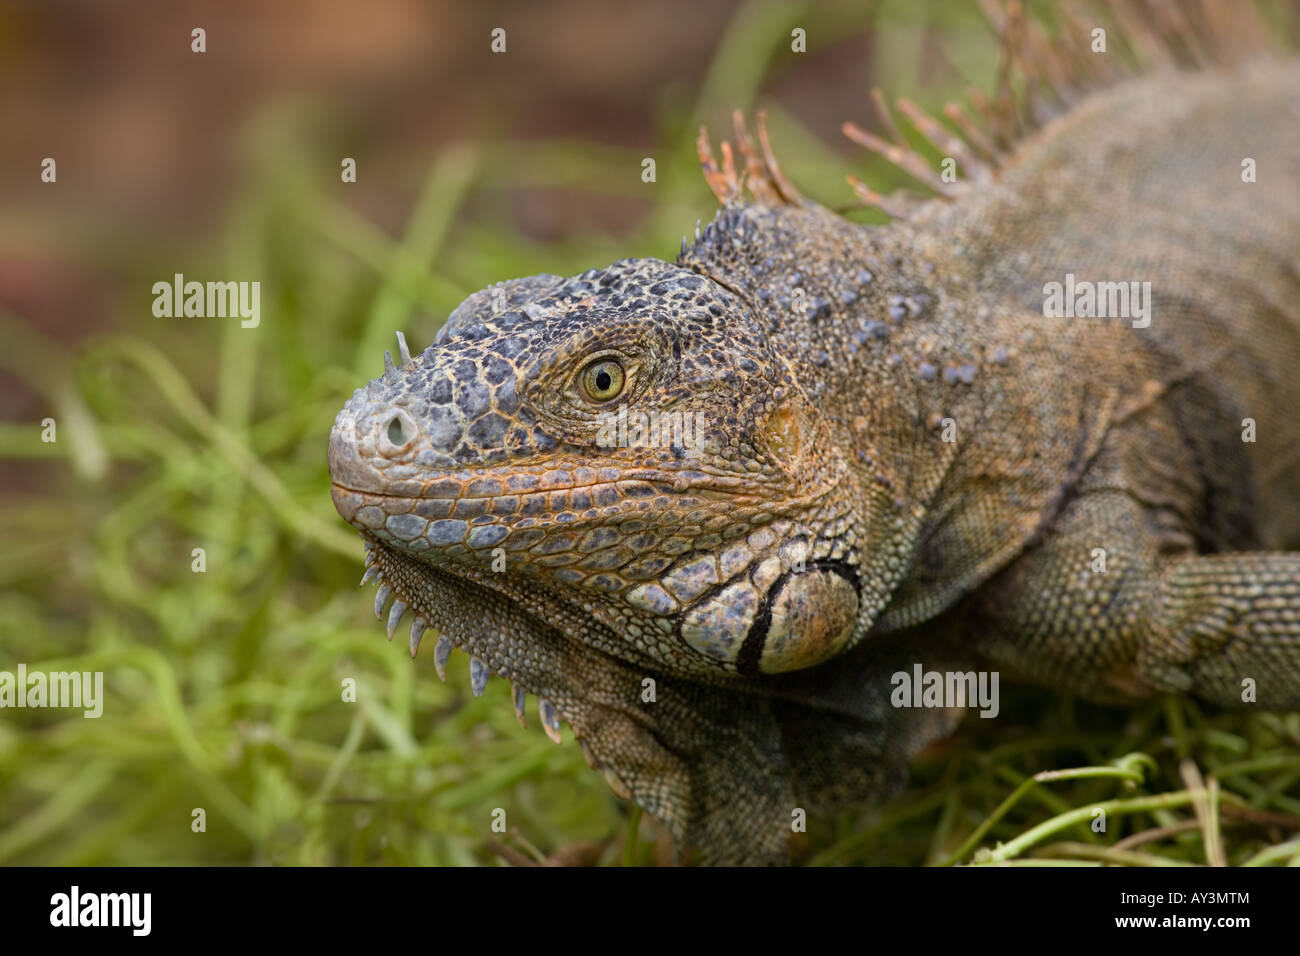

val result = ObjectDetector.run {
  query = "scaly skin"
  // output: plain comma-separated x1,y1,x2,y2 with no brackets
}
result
328,13,1300,862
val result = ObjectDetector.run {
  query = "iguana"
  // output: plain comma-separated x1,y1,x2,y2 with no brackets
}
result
327,0,1300,863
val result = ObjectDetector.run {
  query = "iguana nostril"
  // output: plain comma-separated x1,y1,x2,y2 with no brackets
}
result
387,416,407,446
377,407,419,456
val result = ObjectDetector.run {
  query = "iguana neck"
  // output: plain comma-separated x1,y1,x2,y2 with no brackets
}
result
681,202,1113,630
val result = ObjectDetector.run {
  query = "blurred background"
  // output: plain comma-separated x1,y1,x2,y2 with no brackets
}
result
2,0,1297,866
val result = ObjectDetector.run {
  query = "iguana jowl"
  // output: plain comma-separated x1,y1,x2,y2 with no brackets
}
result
328,2,1300,863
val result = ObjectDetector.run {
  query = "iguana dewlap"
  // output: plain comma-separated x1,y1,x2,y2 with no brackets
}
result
329,3,1300,863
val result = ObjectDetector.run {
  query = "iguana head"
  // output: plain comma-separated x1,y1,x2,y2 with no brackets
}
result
328,213,959,862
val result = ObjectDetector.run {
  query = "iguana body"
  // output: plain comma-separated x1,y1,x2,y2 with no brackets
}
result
328,3,1300,863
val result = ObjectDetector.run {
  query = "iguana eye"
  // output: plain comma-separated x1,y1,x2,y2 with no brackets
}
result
579,358,626,403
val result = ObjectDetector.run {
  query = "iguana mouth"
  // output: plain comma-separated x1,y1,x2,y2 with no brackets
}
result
331,474,808,599
330,468,773,504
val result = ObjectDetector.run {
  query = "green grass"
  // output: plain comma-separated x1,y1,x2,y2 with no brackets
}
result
1,0,1297,866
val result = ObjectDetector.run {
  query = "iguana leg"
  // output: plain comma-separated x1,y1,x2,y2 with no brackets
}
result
968,490,1300,710
1142,553,1300,709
